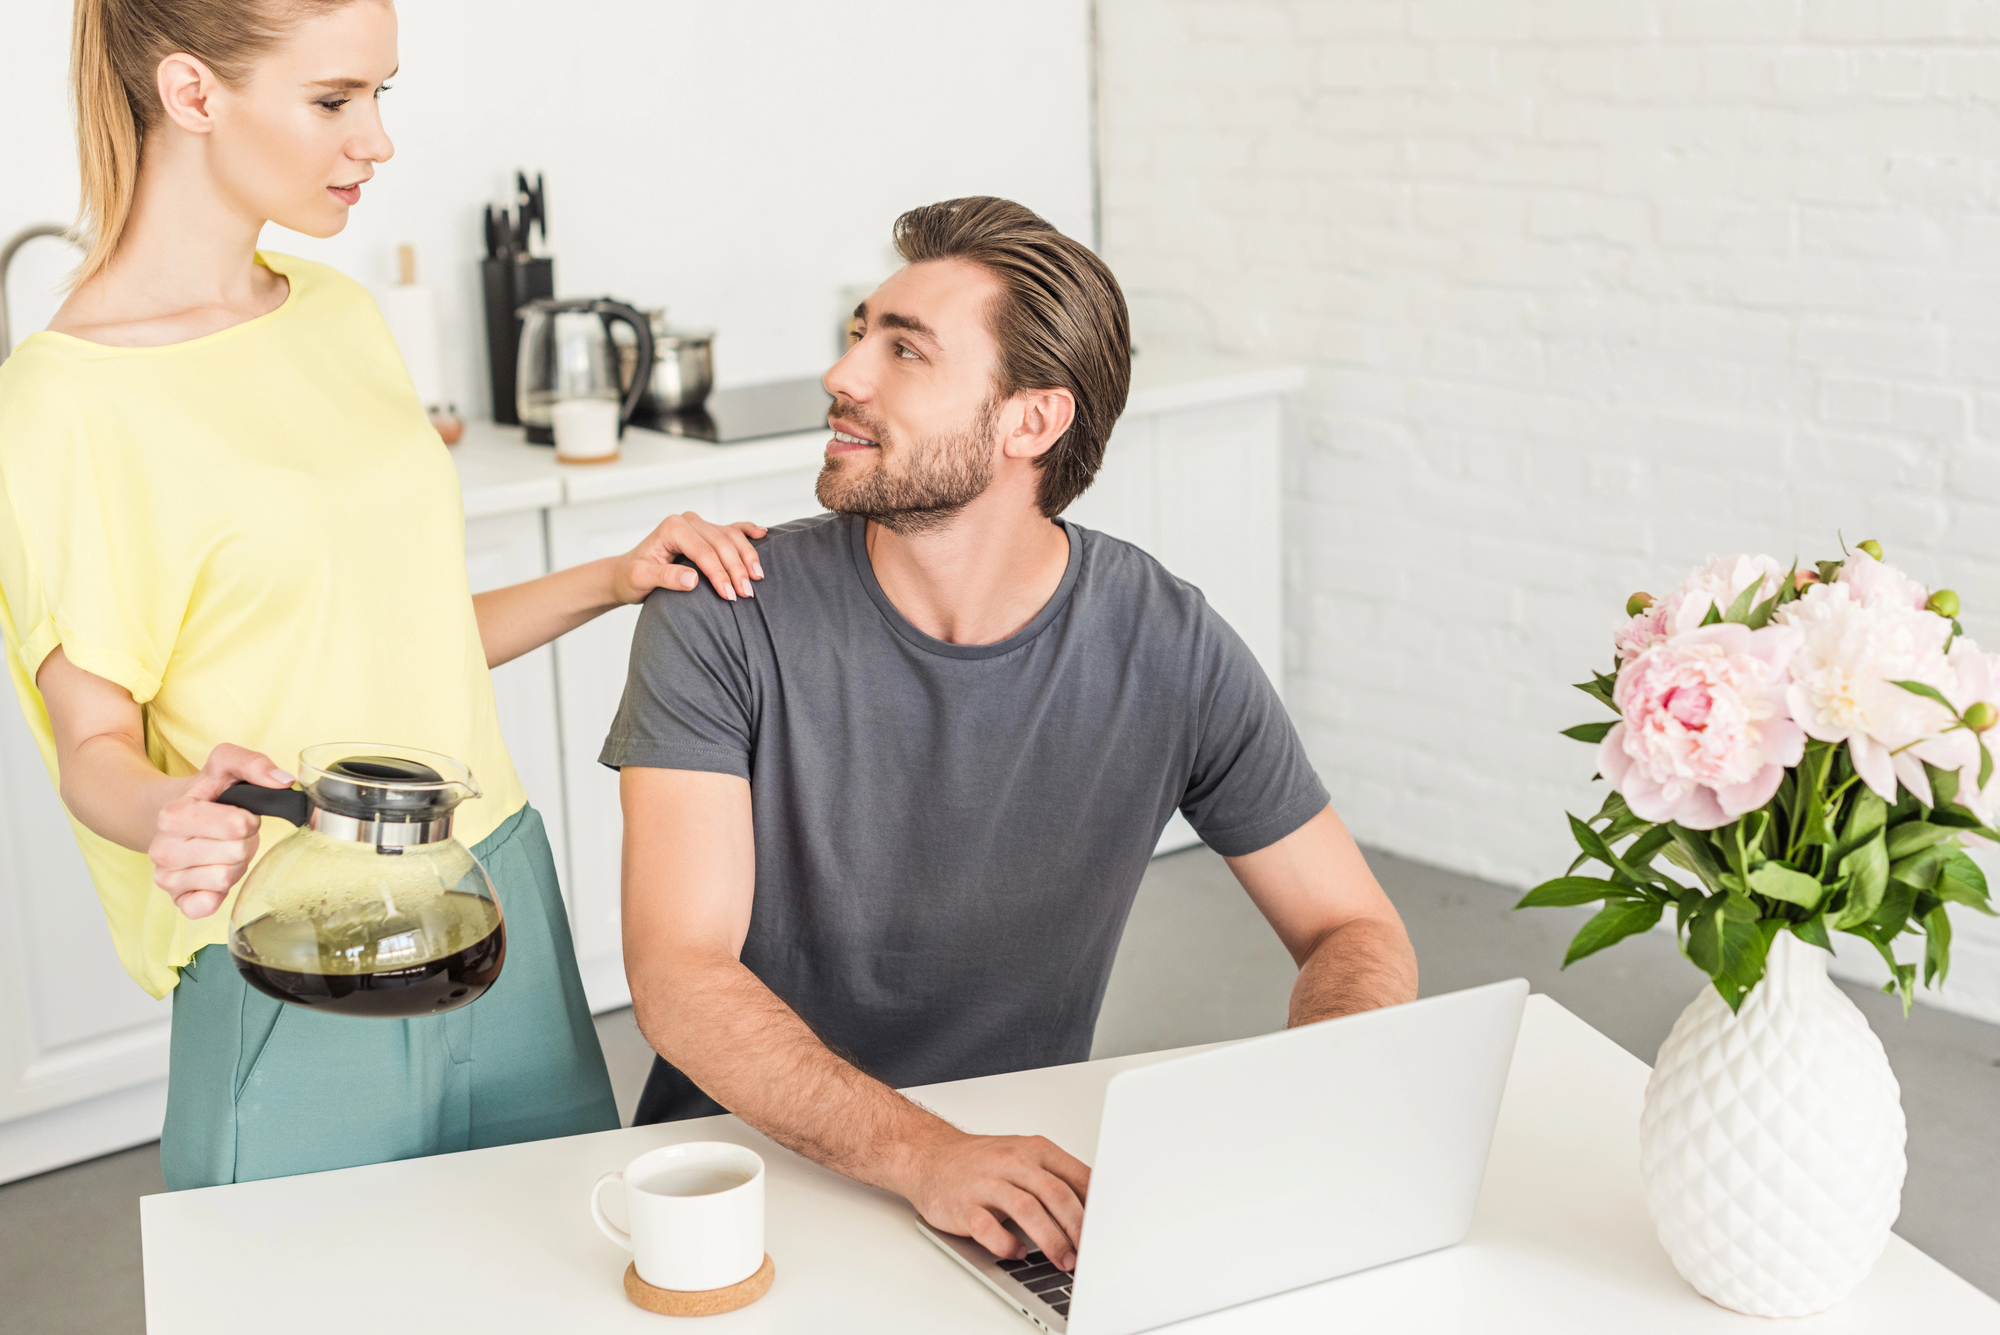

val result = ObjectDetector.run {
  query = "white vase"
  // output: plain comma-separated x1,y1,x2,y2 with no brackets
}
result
1637,930,1907,1317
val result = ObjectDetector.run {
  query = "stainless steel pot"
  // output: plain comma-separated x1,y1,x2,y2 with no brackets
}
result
643,311,714,412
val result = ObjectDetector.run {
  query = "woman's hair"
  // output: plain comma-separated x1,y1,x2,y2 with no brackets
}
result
69,0,353,285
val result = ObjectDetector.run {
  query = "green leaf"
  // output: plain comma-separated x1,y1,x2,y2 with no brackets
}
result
1791,914,1833,952
1723,580,1762,625
1816,559,1844,586
1562,899,1665,968
1890,679,1959,716
1870,878,1919,939
1833,832,1889,929
1847,923,1918,1015
1748,862,1827,910
1561,721,1616,744
1516,877,1627,909
1685,898,1722,974
1568,813,1664,889
1886,821,1958,861
1700,601,1723,627
1668,826,1729,896
1890,844,1948,894
1626,823,1677,868
1709,917,1775,1013
1934,849,1996,915
1722,889,1762,921
1923,906,1953,989
1573,674,1620,714
1837,789,1889,858
1794,744,1838,849
1926,763,1960,812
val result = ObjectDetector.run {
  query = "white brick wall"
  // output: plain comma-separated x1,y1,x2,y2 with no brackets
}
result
1098,0,2000,1023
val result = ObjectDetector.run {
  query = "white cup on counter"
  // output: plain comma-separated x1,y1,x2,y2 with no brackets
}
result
552,396,621,463
591,1141,766,1291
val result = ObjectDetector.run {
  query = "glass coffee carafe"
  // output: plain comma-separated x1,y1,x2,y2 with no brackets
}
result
217,745,506,1018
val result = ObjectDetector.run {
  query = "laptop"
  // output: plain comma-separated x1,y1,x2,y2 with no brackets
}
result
918,978,1529,1335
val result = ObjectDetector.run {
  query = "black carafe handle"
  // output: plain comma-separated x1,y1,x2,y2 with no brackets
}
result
216,783,312,827
595,299,655,437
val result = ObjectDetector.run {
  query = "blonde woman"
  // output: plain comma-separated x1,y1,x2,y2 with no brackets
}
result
0,0,765,1188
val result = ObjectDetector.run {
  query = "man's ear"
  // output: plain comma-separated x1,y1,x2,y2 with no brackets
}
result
1001,387,1076,462
156,53,223,136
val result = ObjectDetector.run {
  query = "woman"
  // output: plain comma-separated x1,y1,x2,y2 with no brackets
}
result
0,0,764,1188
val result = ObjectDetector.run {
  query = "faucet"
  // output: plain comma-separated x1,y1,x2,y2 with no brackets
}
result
1,224,75,364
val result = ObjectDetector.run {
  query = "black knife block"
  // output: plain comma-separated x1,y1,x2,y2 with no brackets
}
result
481,255,554,425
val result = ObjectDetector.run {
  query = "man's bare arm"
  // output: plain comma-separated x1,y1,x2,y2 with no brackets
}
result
1225,805,1419,1026
620,766,1091,1269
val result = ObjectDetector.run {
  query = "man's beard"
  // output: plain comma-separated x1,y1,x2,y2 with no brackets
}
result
816,397,999,536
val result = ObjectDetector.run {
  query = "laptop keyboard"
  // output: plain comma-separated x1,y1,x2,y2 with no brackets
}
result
995,1251,1073,1318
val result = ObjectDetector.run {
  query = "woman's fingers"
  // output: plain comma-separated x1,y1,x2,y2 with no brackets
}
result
151,833,257,873
681,514,755,597
186,743,292,802
726,523,766,580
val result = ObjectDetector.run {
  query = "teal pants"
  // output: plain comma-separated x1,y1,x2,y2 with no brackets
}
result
161,804,619,1190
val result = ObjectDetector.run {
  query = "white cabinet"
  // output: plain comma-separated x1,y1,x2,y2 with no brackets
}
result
464,512,568,899
0,687,171,1182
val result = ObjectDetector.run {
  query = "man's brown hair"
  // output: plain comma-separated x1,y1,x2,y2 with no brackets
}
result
892,197,1132,518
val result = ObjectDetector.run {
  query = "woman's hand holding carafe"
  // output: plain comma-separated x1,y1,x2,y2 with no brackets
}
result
148,743,294,919
37,648,292,918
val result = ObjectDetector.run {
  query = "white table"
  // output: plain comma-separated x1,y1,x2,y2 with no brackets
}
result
140,996,1999,1332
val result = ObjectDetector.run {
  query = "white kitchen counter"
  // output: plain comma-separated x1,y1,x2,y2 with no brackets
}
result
139,995,1998,1333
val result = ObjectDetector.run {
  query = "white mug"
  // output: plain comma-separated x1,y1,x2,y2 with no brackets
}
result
552,396,621,462
591,1141,766,1291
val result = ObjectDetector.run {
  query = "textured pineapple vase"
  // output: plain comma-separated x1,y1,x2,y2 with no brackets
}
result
1638,932,1907,1317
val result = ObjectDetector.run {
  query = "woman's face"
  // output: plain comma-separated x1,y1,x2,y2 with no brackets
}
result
203,1,399,237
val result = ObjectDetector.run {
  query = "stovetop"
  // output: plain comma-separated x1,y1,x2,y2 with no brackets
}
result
632,377,833,445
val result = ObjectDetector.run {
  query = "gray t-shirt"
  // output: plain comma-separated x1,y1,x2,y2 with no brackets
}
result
601,512,1328,1122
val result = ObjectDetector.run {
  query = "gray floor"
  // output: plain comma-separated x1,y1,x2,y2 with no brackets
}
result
5,847,1996,1333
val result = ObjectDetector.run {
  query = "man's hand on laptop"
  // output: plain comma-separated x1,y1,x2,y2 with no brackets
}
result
894,1126,1091,1272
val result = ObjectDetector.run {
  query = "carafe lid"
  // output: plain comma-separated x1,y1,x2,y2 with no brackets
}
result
298,744,480,822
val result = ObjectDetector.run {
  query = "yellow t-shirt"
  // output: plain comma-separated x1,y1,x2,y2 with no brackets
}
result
0,252,528,998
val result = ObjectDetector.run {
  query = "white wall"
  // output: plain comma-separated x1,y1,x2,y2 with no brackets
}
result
1099,0,2000,1023
4,0,1095,399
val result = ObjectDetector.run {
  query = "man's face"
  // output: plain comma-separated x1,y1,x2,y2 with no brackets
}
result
817,260,1006,534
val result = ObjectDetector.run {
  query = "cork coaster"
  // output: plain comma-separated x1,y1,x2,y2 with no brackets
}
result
623,1256,775,1316
556,451,621,465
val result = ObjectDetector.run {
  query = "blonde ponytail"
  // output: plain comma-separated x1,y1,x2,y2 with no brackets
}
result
66,0,358,288
71,0,143,287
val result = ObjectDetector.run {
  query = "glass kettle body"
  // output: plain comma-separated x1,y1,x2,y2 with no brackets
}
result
219,745,506,1018
515,297,655,444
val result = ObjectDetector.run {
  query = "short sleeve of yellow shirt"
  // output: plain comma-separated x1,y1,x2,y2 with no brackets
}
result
0,252,528,997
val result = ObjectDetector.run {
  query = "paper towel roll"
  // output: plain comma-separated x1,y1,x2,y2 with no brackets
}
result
381,249,444,409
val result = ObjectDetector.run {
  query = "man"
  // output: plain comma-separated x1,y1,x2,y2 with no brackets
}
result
601,197,1417,1276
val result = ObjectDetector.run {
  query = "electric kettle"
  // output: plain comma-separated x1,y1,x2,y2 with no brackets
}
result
515,297,655,445
216,744,506,1018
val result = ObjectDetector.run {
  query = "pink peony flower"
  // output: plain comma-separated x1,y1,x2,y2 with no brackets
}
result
1600,622,1807,829
1776,581,1957,804
1613,555,1788,663
1835,550,1931,613
1944,638,2000,821
1614,601,1670,662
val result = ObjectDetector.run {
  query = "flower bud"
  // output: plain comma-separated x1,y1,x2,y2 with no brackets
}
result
1967,702,1998,733
1929,589,1961,619
1625,592,1655,618
1795,569,1821,591
1857,539,1884,561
